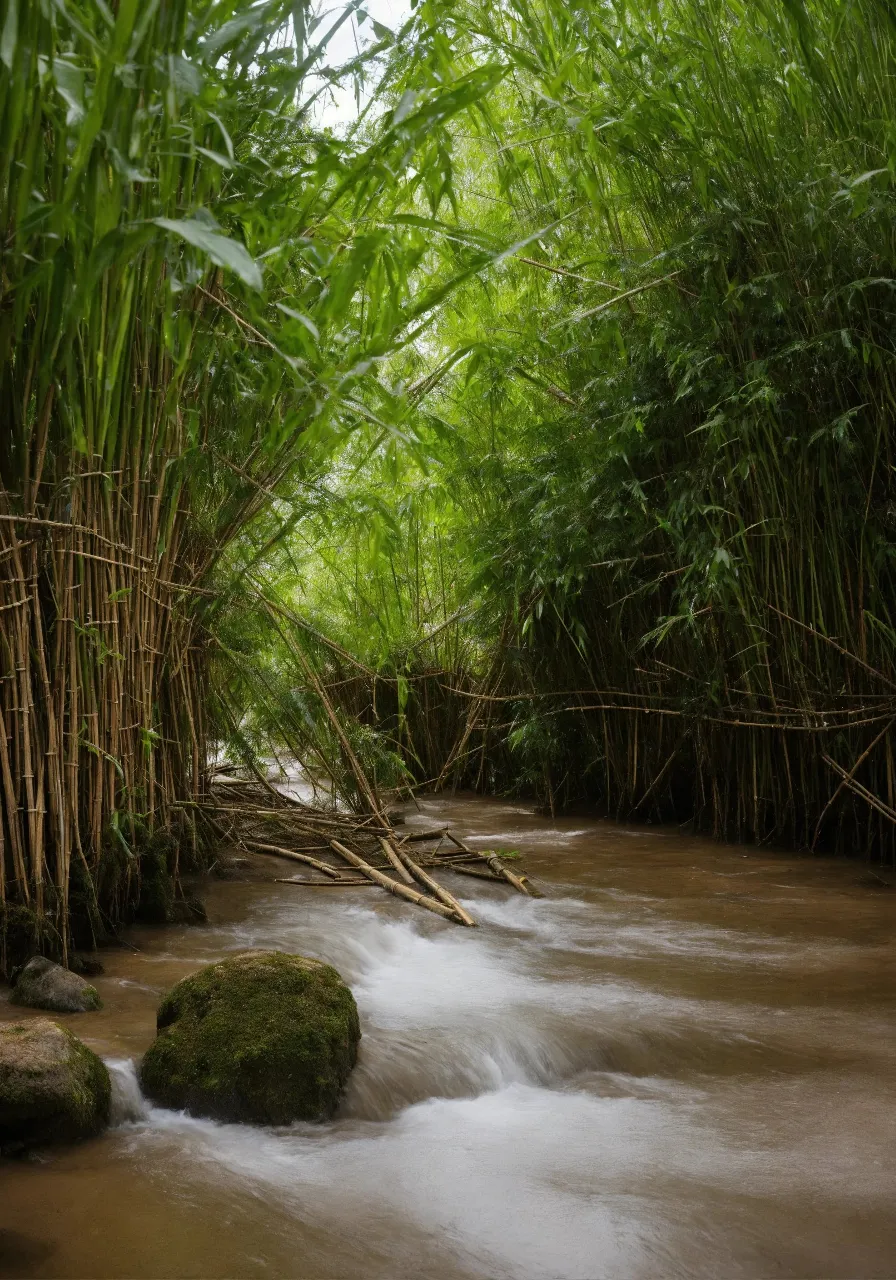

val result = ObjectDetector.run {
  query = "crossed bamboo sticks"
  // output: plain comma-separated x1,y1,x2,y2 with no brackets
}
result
200,775,540,927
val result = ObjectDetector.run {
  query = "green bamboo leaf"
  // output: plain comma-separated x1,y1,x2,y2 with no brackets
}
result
168,54,203,97
0,0,17,71
153,217,263,290
196,146,234,169
849,168,888,187
208,111,235,161
107,143,152,183
275,303,319,340
51,59,86,125
392,90,419,125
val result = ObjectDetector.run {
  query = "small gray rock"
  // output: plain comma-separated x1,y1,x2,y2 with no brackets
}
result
0,1018,110,1152
10,957,102,1013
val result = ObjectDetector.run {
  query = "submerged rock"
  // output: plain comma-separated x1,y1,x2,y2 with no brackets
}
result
140,950,360,1124
168,895,208,925
214,856,251,879
70,954,105,978
0,1019,111,1153
11,956,102,1013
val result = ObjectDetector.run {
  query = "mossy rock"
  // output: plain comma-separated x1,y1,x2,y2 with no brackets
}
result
11,956,102,1013
139,951,361,1124
0,1019,111,1153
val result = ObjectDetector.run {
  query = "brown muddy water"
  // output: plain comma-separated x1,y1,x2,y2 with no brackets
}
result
1,794,895,1279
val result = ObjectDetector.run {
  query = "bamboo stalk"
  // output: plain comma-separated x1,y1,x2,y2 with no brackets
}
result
821,756,896,826
378,836,415,884
244,842,344,878
813,720,895,849
445,831,541,897
392,845,477,926
443,864,504,882
329,839,463,922
275,879,377,888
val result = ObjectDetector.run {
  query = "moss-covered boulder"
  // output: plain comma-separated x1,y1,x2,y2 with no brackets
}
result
11,956,102,1013
139,951,360,1124
0,1019,111,1153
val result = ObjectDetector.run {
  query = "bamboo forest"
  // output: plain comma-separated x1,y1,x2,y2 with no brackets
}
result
1,3,895,1278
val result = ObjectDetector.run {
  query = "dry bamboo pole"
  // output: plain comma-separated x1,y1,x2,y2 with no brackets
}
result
201,800,393,837
329,839,463,922
391,844,476,926
275,878,377,888
378,836,415,884
445,831,541,897
443,864,505,882
430,851,491,864
244,841,345,878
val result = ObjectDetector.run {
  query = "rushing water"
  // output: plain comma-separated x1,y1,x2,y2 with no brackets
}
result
1,795,895,1279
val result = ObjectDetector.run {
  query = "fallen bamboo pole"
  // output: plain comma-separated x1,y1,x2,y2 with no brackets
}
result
432,852,492,864
442,864,504,882
393,846,476,927
329,839,462,923
378,836,415,885
275,878,377,888
202,799,394,836
445,831,541,897
245,841,344,879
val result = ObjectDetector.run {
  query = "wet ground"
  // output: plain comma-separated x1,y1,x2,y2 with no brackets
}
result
1,794,894,1278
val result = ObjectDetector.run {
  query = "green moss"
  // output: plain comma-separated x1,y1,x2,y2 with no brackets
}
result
9,957,103,1013
63,1033,112,1133
80,983,102,1012
139,951,361,1124
0,1020,110,1152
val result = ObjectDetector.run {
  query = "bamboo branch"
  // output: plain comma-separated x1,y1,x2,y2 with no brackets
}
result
821,755,896,826
555,272,682,327
813,719,895,848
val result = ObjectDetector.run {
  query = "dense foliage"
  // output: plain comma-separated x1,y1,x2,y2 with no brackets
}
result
4,0,896,970
282,0,896,859
0,0,495,965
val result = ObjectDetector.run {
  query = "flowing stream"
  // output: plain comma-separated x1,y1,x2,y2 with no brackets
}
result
1,795,895,1279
